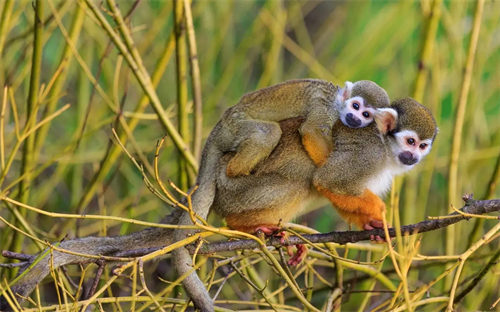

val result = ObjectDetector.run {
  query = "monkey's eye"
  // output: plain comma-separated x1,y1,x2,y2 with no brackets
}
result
419,143,427,149
362,112,370,118
352,102,360,110
407,138,415,146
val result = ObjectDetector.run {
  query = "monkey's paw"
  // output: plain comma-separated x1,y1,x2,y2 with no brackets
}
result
287,244,308,266
254,226,308,266
363,220,390,243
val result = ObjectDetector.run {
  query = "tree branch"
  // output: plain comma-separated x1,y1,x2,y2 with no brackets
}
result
80,198,500,258
195,198,500,254
3,199,499,263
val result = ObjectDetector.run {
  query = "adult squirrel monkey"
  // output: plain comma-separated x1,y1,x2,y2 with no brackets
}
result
216,97,437,257
0,98,437,312
221,79,390,174
172,78,391,310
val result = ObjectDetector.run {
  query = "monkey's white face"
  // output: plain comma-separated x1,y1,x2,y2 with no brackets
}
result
339,96,376,128
390,130,433,170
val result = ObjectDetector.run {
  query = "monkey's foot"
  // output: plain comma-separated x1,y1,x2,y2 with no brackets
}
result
287,244,308,266
363,220,389,243
254,226,307,266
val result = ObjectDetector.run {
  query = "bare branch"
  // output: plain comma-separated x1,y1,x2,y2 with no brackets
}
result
194,199,500,254
3,199,499,267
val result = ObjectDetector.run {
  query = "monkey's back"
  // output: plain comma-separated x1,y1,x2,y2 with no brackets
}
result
231,79,339,121
212,117,317,230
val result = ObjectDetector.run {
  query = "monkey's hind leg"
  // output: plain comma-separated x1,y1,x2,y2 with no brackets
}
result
254,225,308,266
229,222,308,266
227,121,282,177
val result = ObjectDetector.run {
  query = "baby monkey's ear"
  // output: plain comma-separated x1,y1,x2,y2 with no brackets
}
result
338,81,354,102
374,108,398,135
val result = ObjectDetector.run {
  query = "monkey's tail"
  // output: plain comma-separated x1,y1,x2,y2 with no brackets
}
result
172,140,222,312
0,209,183,311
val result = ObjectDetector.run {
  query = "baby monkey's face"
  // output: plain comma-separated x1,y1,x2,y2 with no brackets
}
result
339,96,376,128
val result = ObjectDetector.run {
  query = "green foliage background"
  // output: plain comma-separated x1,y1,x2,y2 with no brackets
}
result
0,0,499,311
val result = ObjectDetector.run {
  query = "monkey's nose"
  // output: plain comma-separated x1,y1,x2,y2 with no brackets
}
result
345,113,362,128
399,151,418,166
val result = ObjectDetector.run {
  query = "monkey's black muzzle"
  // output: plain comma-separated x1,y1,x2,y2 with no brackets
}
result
345,113,362,128
399,151,418,166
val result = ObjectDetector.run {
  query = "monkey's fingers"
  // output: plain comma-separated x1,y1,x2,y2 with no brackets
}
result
278,231,290,245
254,225,282,236
369,220,384,229
252,226,295,256
287,244,308,266
365,220,391,243
369,235,387,244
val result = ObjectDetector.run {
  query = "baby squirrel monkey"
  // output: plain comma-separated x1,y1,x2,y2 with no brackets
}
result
221,79,390,175
0,99,436,312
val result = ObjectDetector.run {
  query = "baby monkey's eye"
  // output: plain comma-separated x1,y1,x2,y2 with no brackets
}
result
407,138,415,145
352,102,360,110
362,112,370,118
419,143,427,149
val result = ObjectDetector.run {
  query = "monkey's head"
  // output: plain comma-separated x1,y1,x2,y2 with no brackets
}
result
337,80,390,129
386,97,438,169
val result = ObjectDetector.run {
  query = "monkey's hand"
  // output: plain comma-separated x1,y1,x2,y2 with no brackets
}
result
254,226,308,266
316,187,387,241
301,133,333,166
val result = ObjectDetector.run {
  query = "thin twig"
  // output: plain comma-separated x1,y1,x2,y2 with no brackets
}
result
85,0,198,171
12,0,44,256
468,147,500,246
230,261,278,311
138,259,166,312
85,260,106,300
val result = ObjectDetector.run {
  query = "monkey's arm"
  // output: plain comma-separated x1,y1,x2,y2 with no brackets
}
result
227,80,338,175
316,187,385,229
312,136,387,230
299,96,337,166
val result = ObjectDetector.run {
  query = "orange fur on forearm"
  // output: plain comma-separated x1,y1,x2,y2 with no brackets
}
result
316,187,385,228
302,133,332,166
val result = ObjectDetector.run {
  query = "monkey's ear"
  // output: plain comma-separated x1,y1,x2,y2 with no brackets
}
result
374,108,398,135
337,81,354,102
341,81,354,100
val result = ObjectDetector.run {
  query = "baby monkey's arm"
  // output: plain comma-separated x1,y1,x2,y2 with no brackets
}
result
301,80,391,167
227,80,390,175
